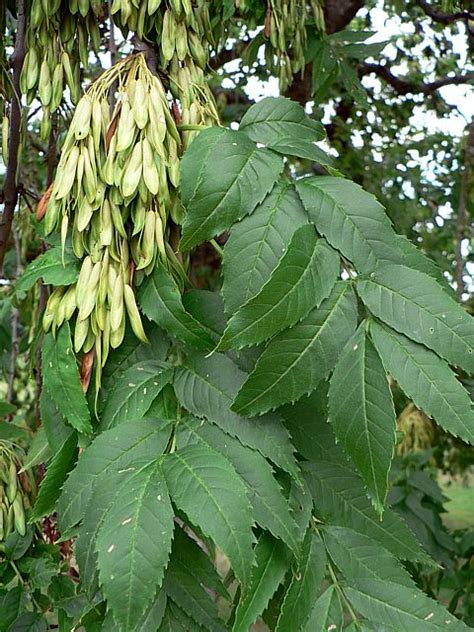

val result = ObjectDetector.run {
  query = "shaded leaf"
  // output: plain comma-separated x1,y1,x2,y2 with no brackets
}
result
96,461,174,632
58,419,172,531
302,585,343,632
42,323,92,434
177,416,300,554
30,433,78,521
173,353,299,478
344,580,468,631
276,529,327,631
323,526,414,588
303,459,431,564
15,248,80,295
99,360,173,430
233,534,292,632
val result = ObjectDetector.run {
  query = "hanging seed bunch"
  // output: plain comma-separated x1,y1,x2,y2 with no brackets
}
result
396,403,435,455
20,0,104,140
111,0,222,144
0,443,36,544
111,0,226,61
40,52,218,390
263,0,325,90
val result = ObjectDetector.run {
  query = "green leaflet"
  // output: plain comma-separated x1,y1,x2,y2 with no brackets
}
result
183,289,262,374
172,353,299,479
303,459,432,565
218,227,339,350
5,612,47,632
176,416,300,554
21,426,51,471
370,321,474,444
57,419,172,532
322,526,415,588
42,323,92,435
100,323,170,407
30,433,78,522
162,443,255,590
99,360,173,430
260,139,340,174
239,96,325,152
96,461,174,632
76,469,129,599
179,127,226,204
344,580,468,631
279,384,330,462
163,558,226,632
15,247,80,295
296,176,401,274
138,265,214,351
39,390,73,452
357,264,474,373
169,526,229,600
329,324,396,513
102,591,167,632
232,282,358,416
183,289,228,339
302,585,343,632
180,128,283,250
394,235,455,297
276,529,327,632
232,534,292,632
159,600,203,631
222,180,308,313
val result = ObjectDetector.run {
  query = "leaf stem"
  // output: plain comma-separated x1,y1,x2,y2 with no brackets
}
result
210,239,224,258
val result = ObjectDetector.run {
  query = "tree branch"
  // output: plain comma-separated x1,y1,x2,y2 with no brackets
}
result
0,0,26,275
415,0,474,24
323,0,365,34
360,63,474,95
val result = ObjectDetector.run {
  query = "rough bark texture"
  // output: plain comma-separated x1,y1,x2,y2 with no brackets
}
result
0,0,26,275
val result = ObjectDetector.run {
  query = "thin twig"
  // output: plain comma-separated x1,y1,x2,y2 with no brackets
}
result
108,0,118,113
6,226,22,407
0,0,26,274
360,63,474,96
415,0,474,24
